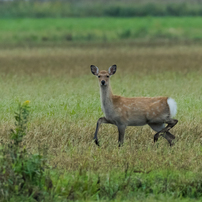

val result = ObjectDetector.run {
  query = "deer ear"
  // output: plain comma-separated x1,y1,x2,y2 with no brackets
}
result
108,65,117,76
91,65,99,76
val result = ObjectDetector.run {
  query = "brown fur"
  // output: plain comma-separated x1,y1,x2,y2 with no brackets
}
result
112,96,169,124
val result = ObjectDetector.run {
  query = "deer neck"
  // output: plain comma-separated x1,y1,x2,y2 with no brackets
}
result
100,84,114,115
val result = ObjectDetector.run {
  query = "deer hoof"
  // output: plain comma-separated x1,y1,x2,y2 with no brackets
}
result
94,139,100,146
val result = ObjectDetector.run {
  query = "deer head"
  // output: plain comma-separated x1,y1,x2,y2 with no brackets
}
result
90,65,117,86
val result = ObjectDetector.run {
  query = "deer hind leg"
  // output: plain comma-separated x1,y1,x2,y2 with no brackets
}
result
150,119,178,146
160,119,178,146
93,117,112,146
118,125,126,147
162,131,175,146
149,123,165,143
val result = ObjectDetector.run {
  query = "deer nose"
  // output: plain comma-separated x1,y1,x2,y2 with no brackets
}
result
101,80,105,85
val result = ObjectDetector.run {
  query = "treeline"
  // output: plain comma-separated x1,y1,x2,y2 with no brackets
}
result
1,0,202,18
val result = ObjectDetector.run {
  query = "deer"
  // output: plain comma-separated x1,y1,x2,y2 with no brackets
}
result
90,64,178,147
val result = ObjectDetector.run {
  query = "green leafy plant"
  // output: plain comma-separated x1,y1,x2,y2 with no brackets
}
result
0,101,52,201
10,100,30,145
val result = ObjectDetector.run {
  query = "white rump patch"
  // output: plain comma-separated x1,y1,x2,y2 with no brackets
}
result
167,97,177,117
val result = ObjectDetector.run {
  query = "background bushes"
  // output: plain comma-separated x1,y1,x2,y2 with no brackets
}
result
1,0,202,18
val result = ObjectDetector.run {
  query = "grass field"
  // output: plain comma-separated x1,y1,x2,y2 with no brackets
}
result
1,17,202,44
0,42,202,201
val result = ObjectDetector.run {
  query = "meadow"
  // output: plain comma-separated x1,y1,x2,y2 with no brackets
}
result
0,42,202,201
1,17,202,44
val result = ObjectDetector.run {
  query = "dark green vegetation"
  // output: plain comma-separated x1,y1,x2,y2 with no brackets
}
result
2,0,202,18
1,17,202,44
0,43,202,201
0,102,52,201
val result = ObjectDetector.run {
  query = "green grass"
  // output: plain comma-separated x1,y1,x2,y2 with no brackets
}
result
0,43,202,201
1,17,202,44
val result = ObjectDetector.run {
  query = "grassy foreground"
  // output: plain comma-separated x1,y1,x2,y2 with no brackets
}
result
1,17,202,44
0,43,202,201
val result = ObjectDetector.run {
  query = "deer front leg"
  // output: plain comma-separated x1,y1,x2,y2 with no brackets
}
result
118,125,126,147
93,117,112,146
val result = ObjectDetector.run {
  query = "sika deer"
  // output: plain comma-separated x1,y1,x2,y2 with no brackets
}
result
91,65,178,146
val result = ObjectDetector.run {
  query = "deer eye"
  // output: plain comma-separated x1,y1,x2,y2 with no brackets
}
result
107,75,109,78
98,76,100,78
